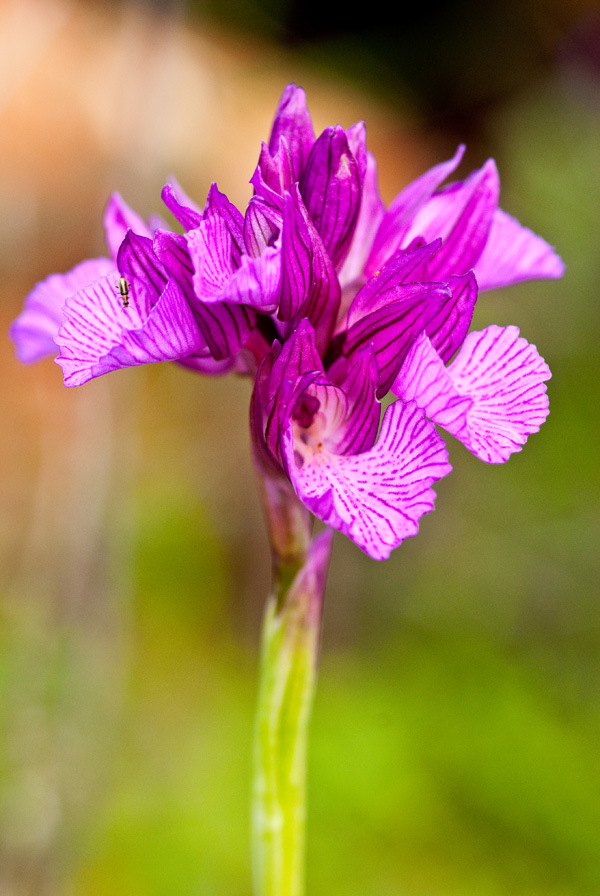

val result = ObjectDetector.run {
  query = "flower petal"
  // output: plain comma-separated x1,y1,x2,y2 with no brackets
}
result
55,273,204,386
268,84,315,180
425,271,478,363
103,193,152,261
405,159,500,280
10,257,114,363
300,125,361,269
393,327,551,463
474,208,566,290
282,399,452,560
343,282,449,397
338,151,385,288
161,182,203,230
366,145,465,275
155,228,255,362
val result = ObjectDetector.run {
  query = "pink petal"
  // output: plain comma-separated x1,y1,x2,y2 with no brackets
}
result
393,327,551,463
474,208,566,290
103,193,151,261
282,399,451,560
55,273,204,386
10,257,114,363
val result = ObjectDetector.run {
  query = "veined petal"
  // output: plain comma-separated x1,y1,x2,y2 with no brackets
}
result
186,216,236,300
268,84,315,180
10,257,114,363
244,195,282,257
393,327,551,463
367,145,465,275
347,240,442,327
155,228,255,362
338,151,385,288
161,182,203,230
117,232,169,318
343,282,449,397
219,244,282,312
203,183,245,264
103,193,151,261
327,349,380,455
55,273,204,386
474,208,566,290
425,271,478,363
282,399,451,560
300,125,361,269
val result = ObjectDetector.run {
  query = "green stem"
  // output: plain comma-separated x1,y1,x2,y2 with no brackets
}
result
251,491,332,896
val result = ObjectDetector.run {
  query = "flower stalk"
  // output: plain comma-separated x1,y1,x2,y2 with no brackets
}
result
252,480,332,896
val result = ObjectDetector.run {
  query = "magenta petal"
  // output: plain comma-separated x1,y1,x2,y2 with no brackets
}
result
344,282,449,397
300,125,361,269
268,84,315,180
282,399,452,560
367,145,465,274
393,327,551,463
347,240,442,327
161,183,204,231
203,184,245,264
55,273,204,386
425,271,478,363
244,196,282,257
406,160,500,280
186,217,236,300
219,245,282,312
338,151,385,288
327,349,380,455
103,193,151,261
10,257,114,363
474,208,566,290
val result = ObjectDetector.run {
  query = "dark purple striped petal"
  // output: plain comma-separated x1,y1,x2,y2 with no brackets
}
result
244,196,282,257
155,228,255,361
161,182,203,230
474,208,565,290
344,283,449,397
103,193,151,261
281,398,451,560
117,231,169,315
300,125,361,269
425,271,478,363
347,240,442,327
186,217,236,300
203,183,245,264
219,245,281,312
268,84,315,180
326,349,380,455
393,326,551,463
367,145,465,275
338,151,385,289
404,159,500,279
283,187,341,354
55,274,205,386
10,257,114,363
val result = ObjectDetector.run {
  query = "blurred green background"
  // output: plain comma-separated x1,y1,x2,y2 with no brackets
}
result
1,0,599,893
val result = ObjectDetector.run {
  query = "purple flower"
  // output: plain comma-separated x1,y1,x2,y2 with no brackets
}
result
10,84,563,560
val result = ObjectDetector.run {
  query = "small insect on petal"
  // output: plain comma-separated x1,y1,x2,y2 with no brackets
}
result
118,276,130,307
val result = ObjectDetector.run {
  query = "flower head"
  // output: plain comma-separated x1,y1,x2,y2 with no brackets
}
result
10,84,563,559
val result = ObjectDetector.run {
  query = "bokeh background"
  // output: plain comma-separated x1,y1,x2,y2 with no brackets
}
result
1,0,599,893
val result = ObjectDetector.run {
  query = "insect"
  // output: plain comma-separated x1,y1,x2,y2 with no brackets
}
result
118,276,130,308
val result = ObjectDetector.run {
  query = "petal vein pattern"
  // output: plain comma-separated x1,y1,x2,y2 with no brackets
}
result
394,327,551,463
55,274,204,386
282,399,451,559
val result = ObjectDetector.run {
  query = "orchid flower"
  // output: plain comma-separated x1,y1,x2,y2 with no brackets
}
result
9,81,564,896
